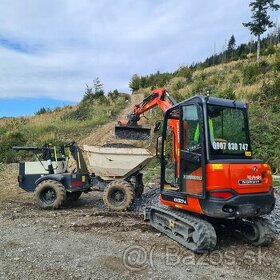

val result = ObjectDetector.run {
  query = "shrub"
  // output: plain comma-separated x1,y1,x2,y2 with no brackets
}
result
263,44,276,56
35,107,50,115
214,87,236,99
166,77,187,92
0,131,28,163
241,63,261,85
129,74,141,92
192,77,206,94
175,66,193,82
230,73,240,84
248,77,280,172
273,50,280,72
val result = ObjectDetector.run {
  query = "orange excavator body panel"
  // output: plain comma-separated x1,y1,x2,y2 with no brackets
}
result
206,163,272,194
160,162,273,216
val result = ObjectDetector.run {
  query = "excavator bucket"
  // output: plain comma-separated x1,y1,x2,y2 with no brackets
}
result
115,125,151,140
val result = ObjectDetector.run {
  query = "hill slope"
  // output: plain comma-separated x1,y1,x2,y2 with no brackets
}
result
0,93,131,163
133,48,280,172
1,48,280,172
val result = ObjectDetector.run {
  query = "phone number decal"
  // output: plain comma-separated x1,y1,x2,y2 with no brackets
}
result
212,142,248,151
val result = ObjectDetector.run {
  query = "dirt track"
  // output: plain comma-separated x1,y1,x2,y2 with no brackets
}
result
79,93,149,147
1,165,280,280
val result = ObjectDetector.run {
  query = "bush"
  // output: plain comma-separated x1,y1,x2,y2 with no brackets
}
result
35,107,50,115
263,44,276,56
0,127,7,134
248,77,280,172
230,73,240,84
241,63,261,85
129,75,141,92
0,131,28,163
273,50,280,72
175,66,193,82
214,87,236,99
108,89,120,100
192,76,206,94
166,77,187,92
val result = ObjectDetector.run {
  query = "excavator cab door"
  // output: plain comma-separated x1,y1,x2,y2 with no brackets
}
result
179,102,206,198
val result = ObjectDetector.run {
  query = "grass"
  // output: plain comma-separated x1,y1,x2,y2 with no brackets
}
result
0,94,129,163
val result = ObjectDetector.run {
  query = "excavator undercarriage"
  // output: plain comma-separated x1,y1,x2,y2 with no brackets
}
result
144,206,275,252
144,206,217,253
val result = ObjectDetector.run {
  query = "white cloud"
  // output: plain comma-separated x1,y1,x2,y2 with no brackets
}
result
0,0,278,102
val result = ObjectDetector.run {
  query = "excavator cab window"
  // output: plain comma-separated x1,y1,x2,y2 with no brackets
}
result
163,119,178,189
183,106,202,153
180,104,204,196
207,104,251,159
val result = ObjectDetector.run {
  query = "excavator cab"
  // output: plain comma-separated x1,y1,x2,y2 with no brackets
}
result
145,95,275,252
160,95,274,212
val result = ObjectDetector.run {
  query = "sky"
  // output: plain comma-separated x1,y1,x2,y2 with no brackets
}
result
0,0,279,117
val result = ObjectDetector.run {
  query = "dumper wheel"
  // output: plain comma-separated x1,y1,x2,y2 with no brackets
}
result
34,180,66,210
130,173,144,198
66,191,82,201
103,180,135,211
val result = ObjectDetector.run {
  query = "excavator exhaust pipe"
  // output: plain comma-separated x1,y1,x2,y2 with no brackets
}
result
115,125,151,140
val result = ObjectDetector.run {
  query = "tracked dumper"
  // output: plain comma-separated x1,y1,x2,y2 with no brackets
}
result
116,88,276,252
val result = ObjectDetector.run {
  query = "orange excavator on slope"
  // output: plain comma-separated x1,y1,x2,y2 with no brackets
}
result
115,88,275,252
115,88,177,140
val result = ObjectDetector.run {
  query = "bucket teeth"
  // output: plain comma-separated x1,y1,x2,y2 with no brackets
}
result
114,126,151,140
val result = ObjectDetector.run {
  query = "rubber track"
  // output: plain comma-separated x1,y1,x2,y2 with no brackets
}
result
232,217,275,246
146,206,217,253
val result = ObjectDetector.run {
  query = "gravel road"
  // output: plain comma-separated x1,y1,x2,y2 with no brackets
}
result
1,165,280,280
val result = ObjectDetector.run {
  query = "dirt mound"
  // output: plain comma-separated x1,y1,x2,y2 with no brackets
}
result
78,93,151,148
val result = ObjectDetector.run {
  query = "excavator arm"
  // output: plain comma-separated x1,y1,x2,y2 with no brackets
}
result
115,88,176,140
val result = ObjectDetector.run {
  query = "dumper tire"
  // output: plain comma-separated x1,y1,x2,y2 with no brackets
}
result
103,180,135,212
34,180,66,210
66,191,82,201
130,173,144,198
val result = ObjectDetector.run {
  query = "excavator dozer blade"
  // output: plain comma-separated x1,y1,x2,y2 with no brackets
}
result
114,125,151,140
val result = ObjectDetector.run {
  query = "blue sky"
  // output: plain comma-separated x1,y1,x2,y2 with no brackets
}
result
0,98,74,117
0,0,279,117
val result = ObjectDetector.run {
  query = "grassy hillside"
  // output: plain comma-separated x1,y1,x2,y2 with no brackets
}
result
1,47,280,173
135,47,280,173
0,93,130,163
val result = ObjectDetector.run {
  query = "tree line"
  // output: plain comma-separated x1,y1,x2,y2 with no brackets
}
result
129,0,280,92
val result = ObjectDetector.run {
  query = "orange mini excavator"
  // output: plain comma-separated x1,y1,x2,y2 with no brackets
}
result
115,88,275,252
